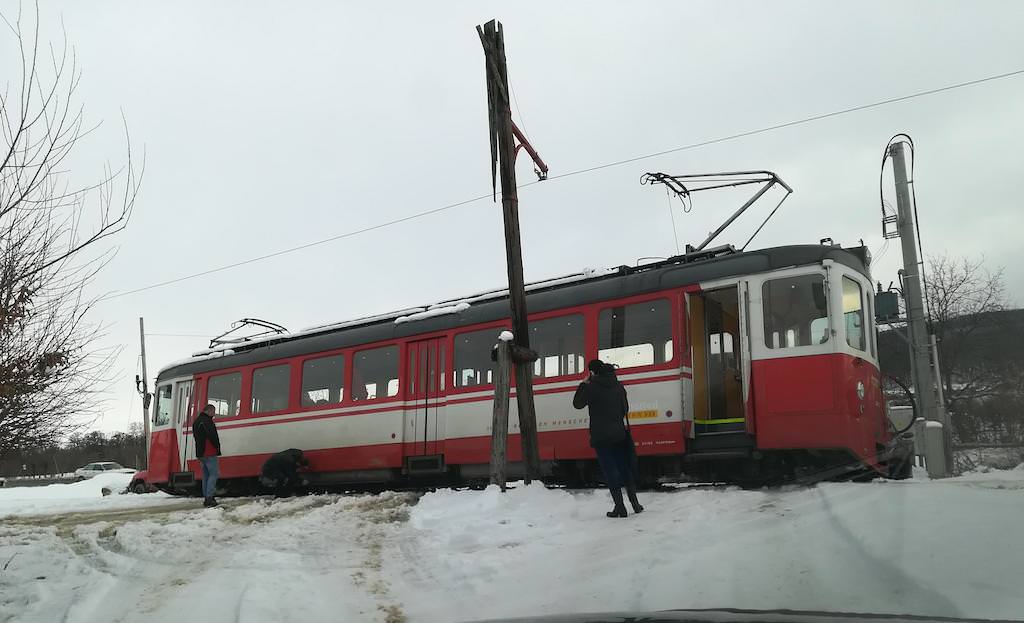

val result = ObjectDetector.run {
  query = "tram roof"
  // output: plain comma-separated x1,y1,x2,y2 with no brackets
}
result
156,243,870,381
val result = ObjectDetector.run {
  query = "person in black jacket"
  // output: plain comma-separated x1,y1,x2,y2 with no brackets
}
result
192,403,222,507
573,359,643,518
260,448,310,498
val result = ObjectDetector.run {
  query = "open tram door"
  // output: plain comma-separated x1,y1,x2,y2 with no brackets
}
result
403,337,448,475
170,378,196,488
687,283,754,455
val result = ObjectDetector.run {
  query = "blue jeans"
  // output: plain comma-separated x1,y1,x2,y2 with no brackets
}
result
199,456,219,498
595,443,633,489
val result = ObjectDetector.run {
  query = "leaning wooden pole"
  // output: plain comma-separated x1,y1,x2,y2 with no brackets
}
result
138,317,151,464
478,19,542,482
489,338,512,490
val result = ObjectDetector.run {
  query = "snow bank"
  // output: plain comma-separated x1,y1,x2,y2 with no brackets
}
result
390,474,1024,621
0,472,175,519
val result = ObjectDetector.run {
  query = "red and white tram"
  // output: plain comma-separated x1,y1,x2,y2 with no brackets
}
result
133,242,906,494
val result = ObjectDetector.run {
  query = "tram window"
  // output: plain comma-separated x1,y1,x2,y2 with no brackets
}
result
762,275,828,349
454,328,500,388
252,364,291,413
598,299,673,369
530,314,585,379
207,372,242,417
155,385,172,426
302,355,345,406
352,345,399,400
843,276,866,351
811,317,829,344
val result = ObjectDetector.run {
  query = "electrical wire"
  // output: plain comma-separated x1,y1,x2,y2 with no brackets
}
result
665,188,681,254
100,68,1024,302
510,81,531,141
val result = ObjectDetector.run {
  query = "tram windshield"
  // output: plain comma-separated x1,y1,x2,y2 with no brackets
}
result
762,274,829,348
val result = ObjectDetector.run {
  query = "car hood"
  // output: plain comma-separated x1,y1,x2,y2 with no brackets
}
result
469,608,1020,623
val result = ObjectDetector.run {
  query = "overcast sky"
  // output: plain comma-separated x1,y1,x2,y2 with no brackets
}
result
3,1,1022,434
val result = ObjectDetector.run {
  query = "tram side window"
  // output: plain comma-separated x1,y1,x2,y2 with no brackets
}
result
530,314,585,379
843,276,866,351
302,355,345,406
207,372,242,417
252,364,291,413
454,328,500,388
763,275,828,349
154,384,173,426
598,299,673,369
352,345,399,401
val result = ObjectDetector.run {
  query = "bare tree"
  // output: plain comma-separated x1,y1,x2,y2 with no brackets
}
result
0,4,143,456
926,255,1008,412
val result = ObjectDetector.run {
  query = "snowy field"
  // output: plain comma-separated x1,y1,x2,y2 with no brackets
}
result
1,468,1023,623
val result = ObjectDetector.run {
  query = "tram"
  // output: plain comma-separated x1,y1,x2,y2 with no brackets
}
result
131,241,910,494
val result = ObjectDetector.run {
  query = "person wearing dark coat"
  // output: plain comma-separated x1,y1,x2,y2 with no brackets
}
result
573,359,643,518
260,448,310,498
192,404,222,507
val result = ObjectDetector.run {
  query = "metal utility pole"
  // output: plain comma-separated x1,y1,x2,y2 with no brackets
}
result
478,19,546,483
889,142,948,477
138,317,151,463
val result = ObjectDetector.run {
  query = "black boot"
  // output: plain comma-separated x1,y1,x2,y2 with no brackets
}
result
625,483,644,514
606,488,628,518
204,496,219,508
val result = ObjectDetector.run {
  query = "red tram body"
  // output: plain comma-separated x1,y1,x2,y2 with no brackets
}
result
136,243,903,493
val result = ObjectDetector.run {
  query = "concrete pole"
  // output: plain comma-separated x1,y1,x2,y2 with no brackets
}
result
890,142,946,477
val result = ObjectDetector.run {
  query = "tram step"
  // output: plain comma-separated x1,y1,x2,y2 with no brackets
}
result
689,432,755,454
405,454,446,475
684,449,752,461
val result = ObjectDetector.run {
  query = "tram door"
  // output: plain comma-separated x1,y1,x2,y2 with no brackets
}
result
173,379,194,471
404,338,447,468
695,287,746,435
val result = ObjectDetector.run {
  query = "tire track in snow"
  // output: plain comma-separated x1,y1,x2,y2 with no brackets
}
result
342,492,419,623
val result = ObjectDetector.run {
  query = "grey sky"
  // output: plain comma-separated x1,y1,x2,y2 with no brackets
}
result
4,1,1022,434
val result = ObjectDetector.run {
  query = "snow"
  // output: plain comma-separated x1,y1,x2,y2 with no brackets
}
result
0,473,178,519
498,330,514,341
2,469,1023,622
394,302,470,324
157,348,234,376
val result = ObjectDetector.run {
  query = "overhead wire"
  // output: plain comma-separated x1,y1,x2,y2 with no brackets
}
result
665,188,681,255
99,67,1024,302
509,81,531,141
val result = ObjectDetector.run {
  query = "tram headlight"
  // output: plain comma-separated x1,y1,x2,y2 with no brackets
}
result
856,381,866,401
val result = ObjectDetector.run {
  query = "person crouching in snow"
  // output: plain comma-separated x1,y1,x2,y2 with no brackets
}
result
260,448,310,498
572,359,643,518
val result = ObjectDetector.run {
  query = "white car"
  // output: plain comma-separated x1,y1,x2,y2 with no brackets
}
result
74,462,136,480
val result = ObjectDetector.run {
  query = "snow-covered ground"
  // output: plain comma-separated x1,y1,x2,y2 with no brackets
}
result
0,473,181,519
1,468,1022,623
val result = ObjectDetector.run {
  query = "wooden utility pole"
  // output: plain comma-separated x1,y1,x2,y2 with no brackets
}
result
138,317,151,463
489,338,512,490
478,19,546,483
